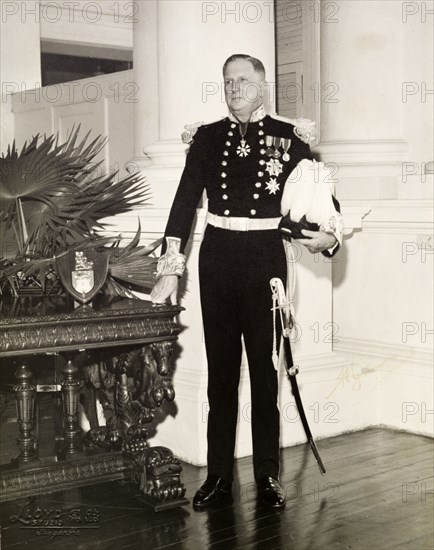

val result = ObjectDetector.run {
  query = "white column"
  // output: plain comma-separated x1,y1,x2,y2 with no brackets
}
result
132,0,159,161
0,0,42,153
315,0,409,199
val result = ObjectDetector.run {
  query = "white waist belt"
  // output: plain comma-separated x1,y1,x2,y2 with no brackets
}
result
206,212,281,232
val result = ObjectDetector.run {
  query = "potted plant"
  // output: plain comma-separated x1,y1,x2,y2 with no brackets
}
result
0,127,160,298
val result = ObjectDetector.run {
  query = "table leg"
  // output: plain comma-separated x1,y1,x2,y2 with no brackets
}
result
13,364,38,463
126,343,188,510
61,359,82,455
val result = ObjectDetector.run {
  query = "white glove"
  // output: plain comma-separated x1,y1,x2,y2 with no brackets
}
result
151,275,179,305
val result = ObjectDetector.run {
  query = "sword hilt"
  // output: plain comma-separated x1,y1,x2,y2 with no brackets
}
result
270,277,292,330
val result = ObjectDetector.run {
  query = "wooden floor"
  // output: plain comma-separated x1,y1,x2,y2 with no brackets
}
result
0,428,432,550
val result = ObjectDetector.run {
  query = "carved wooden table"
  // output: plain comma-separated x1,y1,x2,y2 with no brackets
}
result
0,295,188,510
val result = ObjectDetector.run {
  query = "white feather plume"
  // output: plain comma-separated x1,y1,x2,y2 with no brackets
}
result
281,159,338,230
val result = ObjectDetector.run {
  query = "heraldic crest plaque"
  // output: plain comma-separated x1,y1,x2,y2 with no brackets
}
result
56,248,109,304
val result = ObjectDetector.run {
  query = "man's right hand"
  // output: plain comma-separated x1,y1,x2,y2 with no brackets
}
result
151,275,179,305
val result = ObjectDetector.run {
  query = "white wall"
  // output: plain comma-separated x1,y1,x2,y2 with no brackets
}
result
10,71,136,177
334,200,433,437
317,0,433,204
399,0,434,199
0,0,42,152
330,1,434,438
39,0,133,49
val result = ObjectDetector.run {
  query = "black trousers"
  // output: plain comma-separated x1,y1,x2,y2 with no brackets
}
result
199,224,287,482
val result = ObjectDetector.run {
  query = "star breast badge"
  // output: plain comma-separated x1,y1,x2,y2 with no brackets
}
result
237,139,251,157
265,158,283,177
265,178,280,195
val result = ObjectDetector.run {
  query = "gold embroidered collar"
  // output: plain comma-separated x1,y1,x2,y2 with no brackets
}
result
228,104,266,124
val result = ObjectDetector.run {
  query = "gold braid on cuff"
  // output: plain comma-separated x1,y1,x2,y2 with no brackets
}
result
156,238,186,278
322,211,344,246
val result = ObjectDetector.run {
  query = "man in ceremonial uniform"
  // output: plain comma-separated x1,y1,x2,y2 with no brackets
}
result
151,54,342,509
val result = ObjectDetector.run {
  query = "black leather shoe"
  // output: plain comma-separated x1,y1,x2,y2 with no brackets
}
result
257,476,286,509
193,475,232,509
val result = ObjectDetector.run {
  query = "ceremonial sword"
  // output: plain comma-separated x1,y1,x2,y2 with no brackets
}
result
270,277,326,476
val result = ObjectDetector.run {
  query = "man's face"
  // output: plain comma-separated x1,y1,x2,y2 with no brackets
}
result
224,59,264,118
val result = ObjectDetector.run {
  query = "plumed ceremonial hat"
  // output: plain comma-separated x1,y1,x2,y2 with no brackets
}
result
279,159,342,240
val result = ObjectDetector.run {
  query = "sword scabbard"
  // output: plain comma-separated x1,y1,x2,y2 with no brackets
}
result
273,278,327,476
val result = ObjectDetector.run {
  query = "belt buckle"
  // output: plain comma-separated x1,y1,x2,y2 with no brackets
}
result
229,217,249,231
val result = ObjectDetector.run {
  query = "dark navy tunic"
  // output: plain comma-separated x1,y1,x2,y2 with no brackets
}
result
164,115,314,252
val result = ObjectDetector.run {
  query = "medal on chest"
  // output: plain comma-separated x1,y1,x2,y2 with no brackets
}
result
272,136,282,158
265,158,283,177
237,121,251,157
281,138,291,162
237,138,251,157
265,178,280,195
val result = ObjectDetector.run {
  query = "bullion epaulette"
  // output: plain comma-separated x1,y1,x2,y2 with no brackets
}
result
181,116,226,144
181,122,204,144
269,114,318,145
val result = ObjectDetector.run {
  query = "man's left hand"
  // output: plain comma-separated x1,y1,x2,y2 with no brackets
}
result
295,229,337,253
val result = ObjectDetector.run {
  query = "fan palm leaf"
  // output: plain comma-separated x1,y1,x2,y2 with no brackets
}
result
0,127,108,253
107,226,161,290
0,127,155,297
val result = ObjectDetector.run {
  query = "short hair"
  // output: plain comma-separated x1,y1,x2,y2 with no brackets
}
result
223,54,266,79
